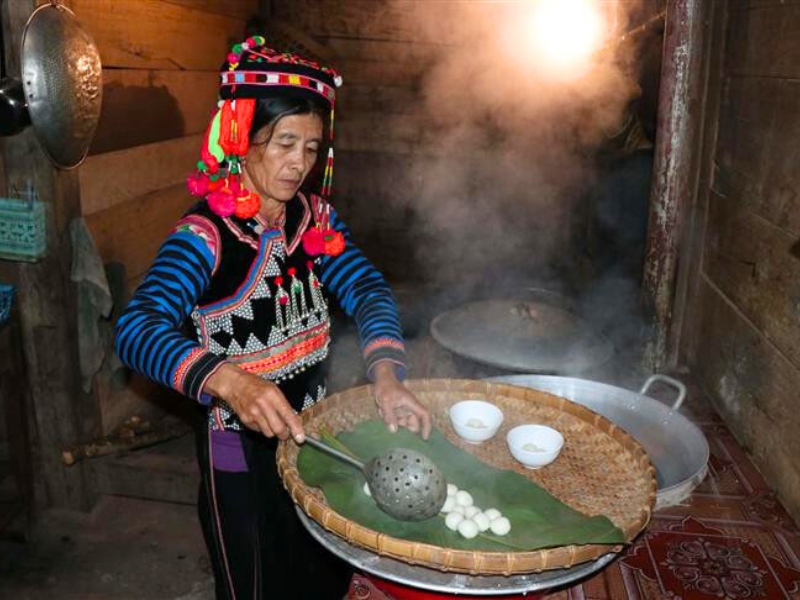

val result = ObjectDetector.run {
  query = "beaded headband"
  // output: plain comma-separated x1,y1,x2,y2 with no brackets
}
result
187,36,343,219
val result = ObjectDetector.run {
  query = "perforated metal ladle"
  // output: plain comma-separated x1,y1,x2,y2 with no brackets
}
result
303,436,447,521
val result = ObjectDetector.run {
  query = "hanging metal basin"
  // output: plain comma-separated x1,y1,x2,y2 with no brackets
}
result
488,374,709,509
20,3,102,168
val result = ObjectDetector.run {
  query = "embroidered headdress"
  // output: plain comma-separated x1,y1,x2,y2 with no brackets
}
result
187,35,343,219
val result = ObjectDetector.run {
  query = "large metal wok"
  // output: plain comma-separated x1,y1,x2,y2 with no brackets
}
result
489,374,709,509
430,297,614,375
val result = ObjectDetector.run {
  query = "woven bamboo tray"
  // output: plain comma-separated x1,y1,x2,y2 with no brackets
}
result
277,379,657,576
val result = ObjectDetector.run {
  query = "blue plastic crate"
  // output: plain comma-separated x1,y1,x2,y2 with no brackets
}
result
0,196,47,262
0,283,14,326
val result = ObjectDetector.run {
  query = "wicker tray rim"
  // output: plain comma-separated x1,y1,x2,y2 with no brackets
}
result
277,378,657,576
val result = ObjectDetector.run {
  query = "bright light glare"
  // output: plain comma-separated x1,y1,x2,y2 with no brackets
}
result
529,0,605,70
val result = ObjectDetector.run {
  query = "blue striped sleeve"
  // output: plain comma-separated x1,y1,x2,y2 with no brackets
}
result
114,230,225,402
318,207,407,379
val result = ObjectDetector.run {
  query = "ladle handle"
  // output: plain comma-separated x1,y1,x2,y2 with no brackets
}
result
303,436,365,471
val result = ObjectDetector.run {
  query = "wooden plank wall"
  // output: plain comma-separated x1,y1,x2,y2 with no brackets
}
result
45,0,259,431
53,0,257,277
269,0,454,282
684,0,800,522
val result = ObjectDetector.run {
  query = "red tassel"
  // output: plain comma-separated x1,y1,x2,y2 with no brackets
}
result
219,99,256,156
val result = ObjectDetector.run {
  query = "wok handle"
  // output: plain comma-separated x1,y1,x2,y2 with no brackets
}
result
303,435,365,471
639,374,687,411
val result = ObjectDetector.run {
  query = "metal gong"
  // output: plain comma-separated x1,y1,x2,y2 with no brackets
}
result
430,299,614,374
20,3,102,169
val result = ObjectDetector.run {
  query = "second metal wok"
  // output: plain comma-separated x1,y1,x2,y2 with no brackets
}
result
488,374,709,509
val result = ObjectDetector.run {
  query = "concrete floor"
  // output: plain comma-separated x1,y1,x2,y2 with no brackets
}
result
0,496,214,600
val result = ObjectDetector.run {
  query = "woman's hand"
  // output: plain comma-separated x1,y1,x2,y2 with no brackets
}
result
372,361,432,440
204,363,305,443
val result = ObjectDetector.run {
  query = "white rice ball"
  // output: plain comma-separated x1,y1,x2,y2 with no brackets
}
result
447,483,458,496
463,505,481,519
457,518,479,539
441,496,456,514
363,482,371,497
483,508,502,522
455,490,474,507
450,504,466,515
473,512,491,532
445,511,464,531
489,516,511,536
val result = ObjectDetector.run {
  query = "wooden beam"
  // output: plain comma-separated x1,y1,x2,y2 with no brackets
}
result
53,0,249,70
161,0,258,20
272,0,461,43
641,0,708,371
704,190,800,369
692,277,800,523
85,183,197,285
0,308,35,530
714,76,800,236
90,69,218,155
2,0,99,512
677,0,728,369
725,3,800,79
80,134,202,215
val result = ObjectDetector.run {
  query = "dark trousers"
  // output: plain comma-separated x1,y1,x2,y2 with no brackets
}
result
196,427,352,599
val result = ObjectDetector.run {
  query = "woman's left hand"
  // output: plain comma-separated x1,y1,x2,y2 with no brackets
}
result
372,361,432,440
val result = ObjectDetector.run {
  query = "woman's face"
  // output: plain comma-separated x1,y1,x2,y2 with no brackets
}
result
244,113,323,205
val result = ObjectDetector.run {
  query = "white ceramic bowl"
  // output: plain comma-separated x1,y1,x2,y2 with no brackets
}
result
448,400,504,443
506,424,564,469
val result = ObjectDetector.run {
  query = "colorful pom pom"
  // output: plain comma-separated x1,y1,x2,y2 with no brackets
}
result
323,231,346,256
207,188,236,217
186,173,209,197
207,178,225,192
301,227,325,256
233,192,260,219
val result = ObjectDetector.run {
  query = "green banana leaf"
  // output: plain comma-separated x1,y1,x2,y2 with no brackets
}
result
298,420,625,551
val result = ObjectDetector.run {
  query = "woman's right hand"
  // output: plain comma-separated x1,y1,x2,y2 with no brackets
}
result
204,363,305,443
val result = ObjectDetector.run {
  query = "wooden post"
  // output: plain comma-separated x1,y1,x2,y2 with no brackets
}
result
1,0,100,511
641,0,707,371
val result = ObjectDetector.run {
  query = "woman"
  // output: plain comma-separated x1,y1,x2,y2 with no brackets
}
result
115,36,431,599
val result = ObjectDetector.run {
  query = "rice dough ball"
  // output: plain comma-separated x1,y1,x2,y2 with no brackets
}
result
463,505,481,519
483,508,502,522
445,512,464,531
441,496,457,513
457,518,479,539
473,512,491,532
489,516,511,536
455,490,474,507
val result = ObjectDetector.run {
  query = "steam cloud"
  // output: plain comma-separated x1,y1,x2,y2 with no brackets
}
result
389,0,649,298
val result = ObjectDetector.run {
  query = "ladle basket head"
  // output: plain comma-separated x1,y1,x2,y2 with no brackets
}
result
365,448,447,521
303,436,446,521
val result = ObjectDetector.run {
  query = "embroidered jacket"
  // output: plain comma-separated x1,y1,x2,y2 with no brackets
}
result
115,193,406,429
